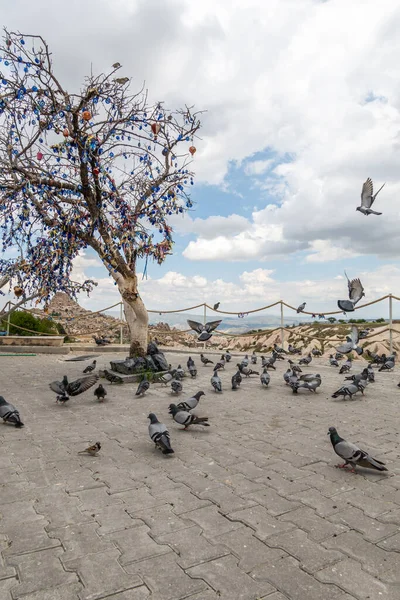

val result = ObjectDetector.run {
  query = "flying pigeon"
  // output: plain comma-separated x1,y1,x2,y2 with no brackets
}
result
260,368,270,386
49,374,99,403
169,391,205,413
136,379,150,396
297,302,306,313
148,413,174,455
200,354,214,366
103,370,123,384
356,178,385,216
83,360,96,374
0,396,24,427
211,370,222,393
187,319,222,342
336,326,363,355
94,384,107,402
328,426,387,472
213,302,220,311
171,379,183,394
78,442,101,456
337,272,365,312
168,404,210,429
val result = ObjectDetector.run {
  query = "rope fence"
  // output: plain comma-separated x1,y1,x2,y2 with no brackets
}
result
0,293,398,352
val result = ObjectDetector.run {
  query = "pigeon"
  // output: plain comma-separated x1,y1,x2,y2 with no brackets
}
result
288,359,302,374
200,354,214,366
328,426,387,472
331,382,362,400
283,368,293,384
339,363,351,375
291,381,313,394
231,371,242,390
241,355,249,367
359,329,370,339
288,344,301,355
78,442,101,456
356,178,385,216
260,368,270,386
175,365,185,379
329,355,339,367
168,404,210,429
214,360,225,371
187,356,195,369
219,355,226,368
49,374,99,402
379,359,395,372
273,343,286,354
0,396,24,427
367,365,375,382
189,365,197,378
336,326,363,356
171,379,183,394
103,370,123,384
213,302,220,311
337,272,365,312
297,302,306,313
211,369,222,393
345,368,368,384
312,348,322,357
148,413,174,455
94,384,107,402
237,363,259,377
335,352,344,360
251,352,257,364
83,360,96,374
263,356,277,370
225,351,232,363
299,353,312,366
169,391,205,413
187,319,222,341
136,379,150,396
158,371,175,385
299,373,321,383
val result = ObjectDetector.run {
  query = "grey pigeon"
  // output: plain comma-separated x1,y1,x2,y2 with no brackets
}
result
331,382,362,400
83,360,96,374
283,368,293,384
336,326,363,356
273,343,286,354
0,396,24,427
300,373,321,383
148,413,174,454
225,350,232,362
356,178,385,216
213,302,220,311
211,369,222,393
168,404,210,428
335,352,344,360
288,359,302,373
328,426,387,472
288,344,301,355
337,272,365,312
49,374,99,403
297,302,306,313
329,355,339,367
200,354,214,366
189,365,197,378
238,363,259,377
187,356,195,369
219,355,226,367
260,368,270,386
103,370,123,384
169,391,205,413
171,379,183,394
339,363,351,374
299,353,312,366
379,359,395,372
251,353,257,364
136,379,150,396
345,368,368,384
175,365,185,379
94,384,107,402
241,355,249,367
231,371,242,390
187,319,222,341
158,371,175,385
312,348,322,356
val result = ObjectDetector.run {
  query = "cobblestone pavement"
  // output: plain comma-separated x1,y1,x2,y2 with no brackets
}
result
1,350,400,600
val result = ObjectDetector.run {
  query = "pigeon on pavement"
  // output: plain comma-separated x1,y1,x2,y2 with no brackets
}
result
331,382,363,400
169,404,210,429
356,178,385,216
50,374,99,403
0,396,24,427
171,379,183,394
329,355,339,367
337,272,365,312
136,379,150,396
299,353,312,366
211,369,222,392
260,368,271,386
225,350,232,363
148,414,174,454
231,371,242,390
94,384,107,402
169,391,205,413
103,370,123,384
83,360,96,374
328,426,387,472
187,319,222,341
200,354,214,366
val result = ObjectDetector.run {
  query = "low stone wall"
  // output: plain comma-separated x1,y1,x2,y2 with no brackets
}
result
0,336,65,347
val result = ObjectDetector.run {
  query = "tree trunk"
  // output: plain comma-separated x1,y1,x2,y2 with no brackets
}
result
115,274,149,357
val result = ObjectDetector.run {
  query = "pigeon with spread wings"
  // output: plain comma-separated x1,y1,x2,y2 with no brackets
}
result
336,325,363,356
187,319,222,341
356,178,385,216
49,374,99,403
337,272,365,312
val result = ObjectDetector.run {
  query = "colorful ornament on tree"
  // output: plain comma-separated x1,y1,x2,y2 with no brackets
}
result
82,110,91,121
37,152,43,160
189,146,196,156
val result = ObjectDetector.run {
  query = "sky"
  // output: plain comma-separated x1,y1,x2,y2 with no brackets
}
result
1,0,400,320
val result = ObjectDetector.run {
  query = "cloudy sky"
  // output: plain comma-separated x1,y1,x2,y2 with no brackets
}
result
2,0,400,319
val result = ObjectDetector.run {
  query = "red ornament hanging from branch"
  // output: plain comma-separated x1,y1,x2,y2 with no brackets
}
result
189,146,196,156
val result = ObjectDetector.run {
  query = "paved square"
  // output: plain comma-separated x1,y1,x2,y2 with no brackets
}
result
1,350,399,600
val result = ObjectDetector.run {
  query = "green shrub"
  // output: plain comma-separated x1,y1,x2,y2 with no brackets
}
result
0,310,59,336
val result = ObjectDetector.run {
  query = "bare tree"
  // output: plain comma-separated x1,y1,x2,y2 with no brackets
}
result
0,30,201,355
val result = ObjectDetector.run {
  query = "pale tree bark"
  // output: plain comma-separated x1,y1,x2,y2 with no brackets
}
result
113,272,149,357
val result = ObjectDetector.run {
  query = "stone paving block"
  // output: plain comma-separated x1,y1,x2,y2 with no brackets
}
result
2,521,60,556
252,556,348,600
7,548,79,598
198,485,258,514
97,588,150,600
337,489,398,518
255,471,313,495
215,527,288,572
156,525,229,569
0,500,44,525
127,504,192,537
47,522,114,561
63,548,143,600
317,558,399,599
223,473,268,495
34,491,94,528
228,506,295,540
295,473,355,498
169,468,227,494
266,529,344,574
228,460,266,479
184,505,244,536
107,524,171,565
187,554,277,599
379,532,400,551
268,459,311,480
89,467,141,495
124,553,207,600
136,473,184,495
288,488,347,517
0,482,35,504
0,541,16,580
149,484,211,515
0,577,15,600
244,487,301,516
379,508,400,525
328,506,398,542
23,467,64,488
12,583,84,600
93,505,144,536
323,530,400,583
112,487,168,511
279,506,348,541
0,467,27,485
71,487,124,512
64,473,107,494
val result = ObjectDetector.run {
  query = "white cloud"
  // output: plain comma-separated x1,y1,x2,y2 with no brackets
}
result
244,159,275,176
305,240,360,263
